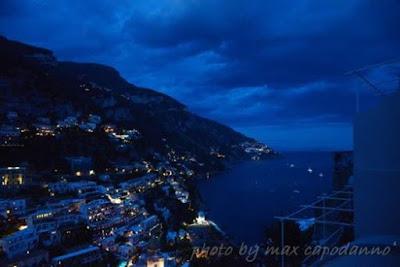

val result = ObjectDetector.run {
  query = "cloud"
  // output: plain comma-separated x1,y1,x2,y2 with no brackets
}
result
0,0,399,150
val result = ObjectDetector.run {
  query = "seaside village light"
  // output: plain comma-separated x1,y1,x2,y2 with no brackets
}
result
18,225,28,230
195,211,208,225
0,9,399,267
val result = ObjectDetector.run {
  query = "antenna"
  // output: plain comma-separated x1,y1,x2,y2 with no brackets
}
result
346,59,400,94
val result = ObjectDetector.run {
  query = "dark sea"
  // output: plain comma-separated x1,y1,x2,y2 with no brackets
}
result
197,151,334,245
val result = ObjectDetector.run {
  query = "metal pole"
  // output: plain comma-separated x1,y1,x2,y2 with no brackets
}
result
317,196,350,201
281,219,284,267
322,195,326,239
300,205,354,213
398,75,400,92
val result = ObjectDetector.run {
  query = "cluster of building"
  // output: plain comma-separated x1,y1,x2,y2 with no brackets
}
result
0,111,142,147
239,141,274,160
1,171,184,266
0,100,248,267
0,150,211,267
209,142,274,161
0,111,23,146
166,179,190,204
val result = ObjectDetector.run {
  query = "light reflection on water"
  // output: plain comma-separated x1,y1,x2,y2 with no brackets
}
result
197,151,334,245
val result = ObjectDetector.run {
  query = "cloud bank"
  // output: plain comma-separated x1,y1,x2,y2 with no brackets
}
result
1,0,399,150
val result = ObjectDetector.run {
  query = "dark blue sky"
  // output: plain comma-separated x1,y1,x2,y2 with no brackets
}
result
1,0,399,150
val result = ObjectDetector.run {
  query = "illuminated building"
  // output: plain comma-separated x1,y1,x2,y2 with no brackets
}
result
0,166,27,187
33,123,55,136
0,124,20,146
103,124,116,133
65,156,93,176
147,256,165,267
57,116,78,128
119,173,158,192
0,199,26,216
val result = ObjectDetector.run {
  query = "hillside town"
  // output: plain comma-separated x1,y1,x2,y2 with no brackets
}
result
0,108,272,267
2,1,399,266
0,35,275,266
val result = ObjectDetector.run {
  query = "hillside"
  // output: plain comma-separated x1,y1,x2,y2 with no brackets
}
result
0,36,273,173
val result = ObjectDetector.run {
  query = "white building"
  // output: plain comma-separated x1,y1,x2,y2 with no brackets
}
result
0,228,38,259
119,174,157,191
51,245,102,266
117,243,134,260
325,92,400,265
140,215,159,232
49,180,104,195
27,205,83,235
80,199,123,231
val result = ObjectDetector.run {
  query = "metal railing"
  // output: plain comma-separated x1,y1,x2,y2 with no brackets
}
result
274,186,354,267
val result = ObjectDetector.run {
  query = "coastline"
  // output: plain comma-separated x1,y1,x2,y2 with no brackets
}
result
195,152,335,245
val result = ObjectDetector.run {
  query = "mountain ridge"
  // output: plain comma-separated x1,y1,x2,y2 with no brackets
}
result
0,36,273,172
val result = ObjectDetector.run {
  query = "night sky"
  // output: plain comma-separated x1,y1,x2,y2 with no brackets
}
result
1,0,399,150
